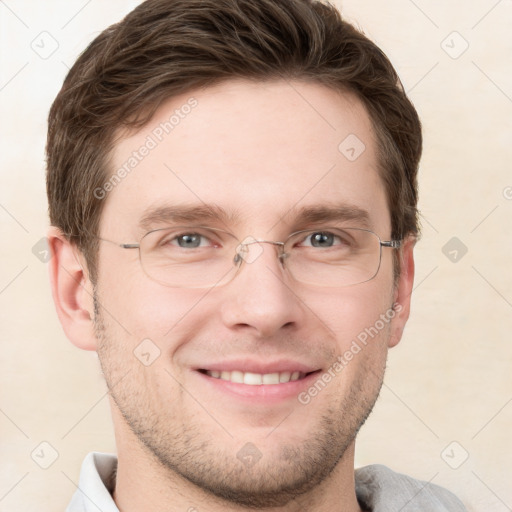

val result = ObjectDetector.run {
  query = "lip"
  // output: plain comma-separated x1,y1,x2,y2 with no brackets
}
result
191,359,323,403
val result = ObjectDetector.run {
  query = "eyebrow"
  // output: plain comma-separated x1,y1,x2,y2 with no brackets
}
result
139,203,241,232
138,202,372,233
286,204,372,230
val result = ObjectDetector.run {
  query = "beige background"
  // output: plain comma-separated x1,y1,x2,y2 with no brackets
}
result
1,1,511,510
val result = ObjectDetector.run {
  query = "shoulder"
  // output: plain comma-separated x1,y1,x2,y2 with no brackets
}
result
355,464,468,512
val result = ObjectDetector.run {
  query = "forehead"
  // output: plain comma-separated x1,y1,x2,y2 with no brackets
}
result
101,79,389,237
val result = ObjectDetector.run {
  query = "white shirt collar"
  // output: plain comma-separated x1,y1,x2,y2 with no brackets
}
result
66,452,119,512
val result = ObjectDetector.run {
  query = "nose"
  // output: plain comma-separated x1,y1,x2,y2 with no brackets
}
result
219,240,304,338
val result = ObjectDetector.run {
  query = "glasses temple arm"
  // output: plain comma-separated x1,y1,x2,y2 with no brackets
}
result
381,240,402,249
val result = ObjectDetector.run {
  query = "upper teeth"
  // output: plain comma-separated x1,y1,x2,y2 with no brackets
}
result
205,370,304,385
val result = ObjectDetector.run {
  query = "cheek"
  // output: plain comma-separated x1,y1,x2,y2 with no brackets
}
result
306,281,394,346
97,250,207,341
318,290,392,399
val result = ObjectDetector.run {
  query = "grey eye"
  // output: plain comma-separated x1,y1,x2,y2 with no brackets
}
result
176,234,203,248
309,232,335,247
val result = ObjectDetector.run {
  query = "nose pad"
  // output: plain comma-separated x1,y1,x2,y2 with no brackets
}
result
233,237,285,268
235,236,265,265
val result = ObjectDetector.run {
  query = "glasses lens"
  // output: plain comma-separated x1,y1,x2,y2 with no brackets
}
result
140,226,238,288
283,227,381,287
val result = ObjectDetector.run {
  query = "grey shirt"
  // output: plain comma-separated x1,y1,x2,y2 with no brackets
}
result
66,452,468,511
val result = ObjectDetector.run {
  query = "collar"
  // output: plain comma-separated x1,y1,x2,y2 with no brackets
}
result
66,452,467,512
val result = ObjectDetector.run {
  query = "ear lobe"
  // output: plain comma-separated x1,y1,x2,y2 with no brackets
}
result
388,235,416,348
47,226,97,351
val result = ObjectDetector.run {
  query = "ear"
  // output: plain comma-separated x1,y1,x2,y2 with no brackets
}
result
47,226,97,351
388,235,416,348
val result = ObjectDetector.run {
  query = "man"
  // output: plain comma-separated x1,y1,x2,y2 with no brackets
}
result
46,0,468,510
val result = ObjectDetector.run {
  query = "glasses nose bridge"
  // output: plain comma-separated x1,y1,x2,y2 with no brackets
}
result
234,238,286,267
245,239,284,249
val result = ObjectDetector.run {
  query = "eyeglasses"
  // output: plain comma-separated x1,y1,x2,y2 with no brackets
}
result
97,225,401,288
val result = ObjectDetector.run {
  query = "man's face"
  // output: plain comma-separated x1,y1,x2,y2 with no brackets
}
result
91,80,408,507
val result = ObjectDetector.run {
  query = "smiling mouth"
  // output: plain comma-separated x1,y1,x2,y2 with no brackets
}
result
198,369,316,385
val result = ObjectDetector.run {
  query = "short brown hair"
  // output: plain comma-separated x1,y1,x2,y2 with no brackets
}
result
46,0,422,285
